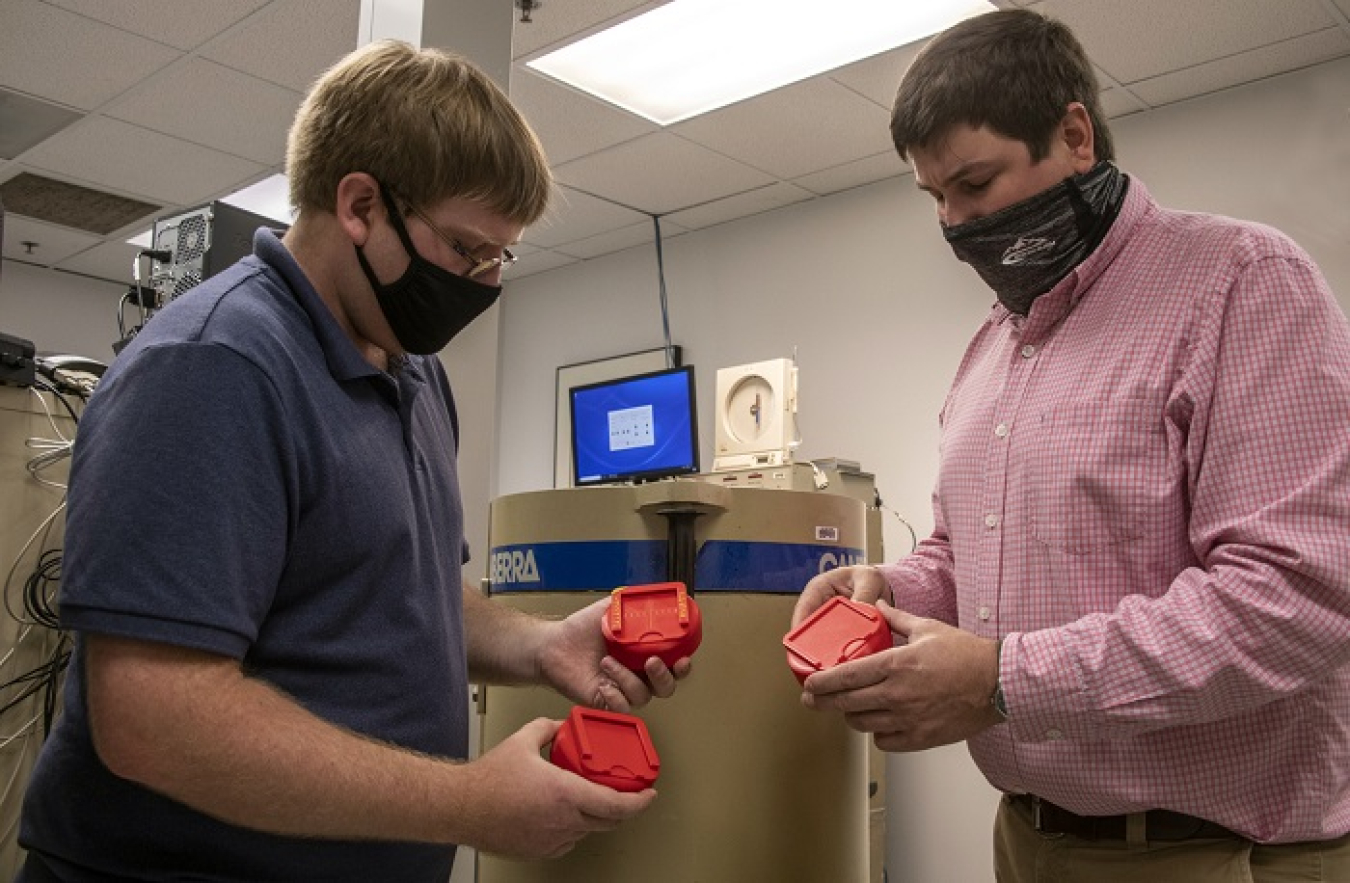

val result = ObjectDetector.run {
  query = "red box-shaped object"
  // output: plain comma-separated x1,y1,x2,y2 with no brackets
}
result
550,706,661,792
783,596,892,685
601,581,703,672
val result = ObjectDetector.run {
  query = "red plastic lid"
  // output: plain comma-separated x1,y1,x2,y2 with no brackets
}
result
601,581,703,672
550,706,661,792
782,596,892,684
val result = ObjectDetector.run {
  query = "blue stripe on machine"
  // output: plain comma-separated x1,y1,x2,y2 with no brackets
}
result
488,540,864,593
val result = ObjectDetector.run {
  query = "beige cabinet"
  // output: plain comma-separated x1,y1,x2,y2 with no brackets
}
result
0,385,75,878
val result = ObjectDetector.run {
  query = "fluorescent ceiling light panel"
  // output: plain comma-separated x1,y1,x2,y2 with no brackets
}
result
220,173,294,225
528,0,994,125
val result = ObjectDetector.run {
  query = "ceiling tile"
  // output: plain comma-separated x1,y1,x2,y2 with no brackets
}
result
510,0,658,59
1099,87,1149,118
0,0,182,111
44,0,273,51
1129,28,1350,106
828,43,926,108
664,182,814,231
555,133,776,215
21,117,266,207
793,152,909,196
508,248,581,279
1,215,102,265
1033,0,1337,84
672,78,895,180
0,89,83,160
53,238,146,285
554,221,668,260
524,186,650,248
108,59,302,164
202,0,360,92
510,67,656,166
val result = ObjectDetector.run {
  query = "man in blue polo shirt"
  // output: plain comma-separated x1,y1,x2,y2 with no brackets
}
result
17,40,687,882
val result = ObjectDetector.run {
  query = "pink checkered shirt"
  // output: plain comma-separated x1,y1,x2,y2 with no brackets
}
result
881,177,1350,843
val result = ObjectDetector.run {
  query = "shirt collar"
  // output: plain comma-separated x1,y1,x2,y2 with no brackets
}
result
252,228,384,383
989,174,1155,337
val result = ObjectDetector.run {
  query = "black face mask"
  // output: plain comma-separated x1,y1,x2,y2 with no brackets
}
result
942,161,1128,315
354,182,501,355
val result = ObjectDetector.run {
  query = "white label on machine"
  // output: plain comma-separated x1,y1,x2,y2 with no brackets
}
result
815,526,840,542
608,405,654,451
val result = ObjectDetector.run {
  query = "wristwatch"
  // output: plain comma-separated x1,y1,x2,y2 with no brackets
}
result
991,638,1009,721
992,681,1009,720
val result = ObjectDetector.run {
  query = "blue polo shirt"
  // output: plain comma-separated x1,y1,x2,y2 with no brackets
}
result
20,230,469,881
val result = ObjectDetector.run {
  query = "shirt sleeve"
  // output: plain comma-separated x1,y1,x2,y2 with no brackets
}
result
878,488,959,625
59,340,292,659
1008,245,1350,741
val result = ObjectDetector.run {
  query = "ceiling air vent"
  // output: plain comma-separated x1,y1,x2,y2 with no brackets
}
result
0,172,160,236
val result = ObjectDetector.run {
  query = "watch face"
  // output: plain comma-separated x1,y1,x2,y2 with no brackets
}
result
992,684,1009,719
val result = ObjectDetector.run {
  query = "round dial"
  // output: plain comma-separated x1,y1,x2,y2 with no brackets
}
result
723,375,777,443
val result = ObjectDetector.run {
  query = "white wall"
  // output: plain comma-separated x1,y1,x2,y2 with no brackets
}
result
493,57,1350,883
0,262,125,362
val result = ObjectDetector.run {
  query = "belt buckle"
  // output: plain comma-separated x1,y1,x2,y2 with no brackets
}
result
1030,796,1064,840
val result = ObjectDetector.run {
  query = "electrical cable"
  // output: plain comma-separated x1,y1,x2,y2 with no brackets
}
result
873,488,919,554
0,387,77,742
651,215,675,369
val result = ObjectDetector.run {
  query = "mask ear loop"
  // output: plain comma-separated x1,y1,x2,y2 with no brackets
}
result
375,181,425,260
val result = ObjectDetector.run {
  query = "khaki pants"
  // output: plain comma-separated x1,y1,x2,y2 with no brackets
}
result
995,795,1350,883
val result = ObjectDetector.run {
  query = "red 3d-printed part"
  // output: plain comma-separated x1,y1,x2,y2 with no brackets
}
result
550,706,661,792
783,595,892,685
601,581,703,672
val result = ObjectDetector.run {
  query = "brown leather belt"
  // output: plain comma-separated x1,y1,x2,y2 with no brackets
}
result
1008,794,1241,842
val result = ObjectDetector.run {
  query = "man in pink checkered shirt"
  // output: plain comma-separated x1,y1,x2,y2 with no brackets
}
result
793,9,1350,882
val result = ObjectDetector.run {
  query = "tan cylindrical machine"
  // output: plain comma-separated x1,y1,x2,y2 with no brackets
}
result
479,481,870,882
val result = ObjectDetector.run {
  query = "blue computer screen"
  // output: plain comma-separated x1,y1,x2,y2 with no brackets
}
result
570,365,699,486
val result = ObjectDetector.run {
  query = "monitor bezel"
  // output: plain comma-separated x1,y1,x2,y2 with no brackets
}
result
569,364,700,487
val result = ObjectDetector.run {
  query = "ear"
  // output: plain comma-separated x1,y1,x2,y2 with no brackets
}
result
334,173,382,246
1060,103,1097,174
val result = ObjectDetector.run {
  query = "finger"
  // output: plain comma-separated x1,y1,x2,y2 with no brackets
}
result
670,657,693,680
518,716,563,749
876,599,919,638
874,730,923,754
803,653,890,697
790,590,828,629
851,567,888,605
575,785,657,822
642,656,677,699
791,575,847,627
599,657,650,710
594,679,631,715
843,709,905,735
580,597,610,622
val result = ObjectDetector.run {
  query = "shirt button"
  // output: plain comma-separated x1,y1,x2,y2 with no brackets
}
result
1021,345,1037,359
985,514,999,528
978,606,991,620
1046,728,1064,740
994,423,1009,438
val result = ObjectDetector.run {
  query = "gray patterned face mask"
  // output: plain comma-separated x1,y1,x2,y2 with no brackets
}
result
942,162,1128,315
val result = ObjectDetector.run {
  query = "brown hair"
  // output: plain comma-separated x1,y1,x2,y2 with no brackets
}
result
287,40,552,225
891,9,1113,164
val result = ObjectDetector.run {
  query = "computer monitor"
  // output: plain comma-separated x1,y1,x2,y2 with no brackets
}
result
570,365,700,486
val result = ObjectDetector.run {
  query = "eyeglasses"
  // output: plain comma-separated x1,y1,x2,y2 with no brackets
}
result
397,196,518,280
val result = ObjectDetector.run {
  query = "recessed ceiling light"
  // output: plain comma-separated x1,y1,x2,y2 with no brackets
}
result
219,174,294,225
527,0,994,126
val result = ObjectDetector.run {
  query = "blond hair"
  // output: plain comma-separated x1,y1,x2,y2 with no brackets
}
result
287,40,551,225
